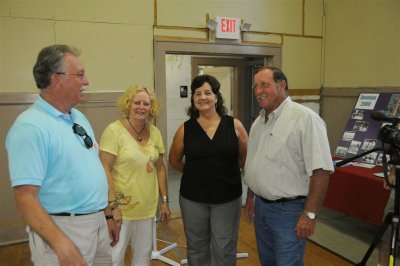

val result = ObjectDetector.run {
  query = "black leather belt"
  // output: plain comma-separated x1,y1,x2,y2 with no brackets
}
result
259,195,306,203
50,210,102,216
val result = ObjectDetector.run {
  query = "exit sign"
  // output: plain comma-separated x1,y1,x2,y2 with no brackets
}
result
216,17,241,40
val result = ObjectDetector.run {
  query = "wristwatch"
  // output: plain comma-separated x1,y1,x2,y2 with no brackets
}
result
303,210,316,220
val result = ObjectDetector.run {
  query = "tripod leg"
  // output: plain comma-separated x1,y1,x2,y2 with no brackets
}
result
389,215,399,266
388,166,400,266
357,213,393,266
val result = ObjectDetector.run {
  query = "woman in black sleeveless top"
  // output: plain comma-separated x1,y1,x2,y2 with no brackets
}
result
169,75,248,266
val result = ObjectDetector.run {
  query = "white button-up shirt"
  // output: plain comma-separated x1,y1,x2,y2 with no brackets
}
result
244,97,334,200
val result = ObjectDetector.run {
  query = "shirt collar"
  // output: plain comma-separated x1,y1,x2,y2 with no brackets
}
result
36,95,72,121
259,96,292,122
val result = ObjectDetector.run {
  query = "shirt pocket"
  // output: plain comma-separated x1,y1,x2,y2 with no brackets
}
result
265,133,288,161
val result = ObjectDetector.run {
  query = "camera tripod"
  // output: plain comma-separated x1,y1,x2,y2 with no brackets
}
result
356,165,400,266
336,148,400,265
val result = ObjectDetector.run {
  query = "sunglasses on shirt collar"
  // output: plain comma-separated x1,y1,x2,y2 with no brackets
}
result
73,123,93,149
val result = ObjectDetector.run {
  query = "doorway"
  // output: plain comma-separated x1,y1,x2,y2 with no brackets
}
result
191,57,244,120
154,41,281,158
155,41,281,210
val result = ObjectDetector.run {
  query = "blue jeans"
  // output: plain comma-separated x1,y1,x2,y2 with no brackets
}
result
254,196,306,266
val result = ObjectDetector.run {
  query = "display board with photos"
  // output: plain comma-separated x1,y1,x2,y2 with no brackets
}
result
334,92,400,166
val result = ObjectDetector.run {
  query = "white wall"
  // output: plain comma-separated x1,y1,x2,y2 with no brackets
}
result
165,54,192,156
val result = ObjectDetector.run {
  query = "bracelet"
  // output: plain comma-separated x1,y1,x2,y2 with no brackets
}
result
108,192,132,210
161,195,169,203
108,200,119,210
105,214,113,220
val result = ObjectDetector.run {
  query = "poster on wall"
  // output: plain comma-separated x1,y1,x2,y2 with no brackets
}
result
334,92,400,166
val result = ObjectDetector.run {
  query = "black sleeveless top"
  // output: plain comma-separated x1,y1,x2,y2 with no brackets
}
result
180,115,242,204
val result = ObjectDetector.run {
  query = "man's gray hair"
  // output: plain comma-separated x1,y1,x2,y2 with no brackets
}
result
33,45,80,89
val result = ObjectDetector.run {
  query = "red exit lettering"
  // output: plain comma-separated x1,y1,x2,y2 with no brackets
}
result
221,19,236,33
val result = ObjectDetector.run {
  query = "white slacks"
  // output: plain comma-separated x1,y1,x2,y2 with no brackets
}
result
111,217,153,266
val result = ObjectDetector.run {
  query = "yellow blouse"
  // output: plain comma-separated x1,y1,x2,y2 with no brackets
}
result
100,120,165,220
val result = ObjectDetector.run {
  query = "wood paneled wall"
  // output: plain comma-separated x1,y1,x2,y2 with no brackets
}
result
0,92,121,245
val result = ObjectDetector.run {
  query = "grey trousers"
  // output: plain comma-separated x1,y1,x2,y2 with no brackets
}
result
179,195,242,266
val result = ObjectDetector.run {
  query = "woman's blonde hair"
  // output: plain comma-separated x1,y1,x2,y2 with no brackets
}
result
117,85,159,121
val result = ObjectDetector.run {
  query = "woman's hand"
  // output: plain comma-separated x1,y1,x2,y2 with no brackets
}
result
384,167,396,190
113,208,123,228
159,202,171,223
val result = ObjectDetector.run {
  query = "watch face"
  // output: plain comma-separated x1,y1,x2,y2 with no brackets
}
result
304,211,316,219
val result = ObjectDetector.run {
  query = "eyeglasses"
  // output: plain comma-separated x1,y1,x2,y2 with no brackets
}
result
252,81,274,90
73,123,93,149
56,72,85,80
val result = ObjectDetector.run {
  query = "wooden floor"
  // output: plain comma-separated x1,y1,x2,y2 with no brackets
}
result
0,210,352,266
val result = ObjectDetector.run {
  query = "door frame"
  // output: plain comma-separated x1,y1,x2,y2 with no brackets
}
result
191,57,244,121
154,40,282,150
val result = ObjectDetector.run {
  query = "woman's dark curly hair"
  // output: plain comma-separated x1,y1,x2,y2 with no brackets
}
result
187,74,227,119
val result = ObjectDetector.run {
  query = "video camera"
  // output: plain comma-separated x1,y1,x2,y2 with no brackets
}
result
378,125,400,149
370,110,400,163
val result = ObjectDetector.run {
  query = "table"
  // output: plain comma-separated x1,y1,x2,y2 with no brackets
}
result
323,164,390,226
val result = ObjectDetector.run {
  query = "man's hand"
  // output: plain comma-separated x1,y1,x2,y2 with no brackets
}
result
296,214,316,239
106,218,119,247
14,185,87,265
54,239,87,266
105,208,120,246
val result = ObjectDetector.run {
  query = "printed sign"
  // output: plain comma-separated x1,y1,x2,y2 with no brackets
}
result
334,93,400,165
354,93,379,110
216,17,241,39
180,86,188,98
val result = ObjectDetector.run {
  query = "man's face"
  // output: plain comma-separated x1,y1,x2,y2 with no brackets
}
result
253,69,286,114
57,53,89,108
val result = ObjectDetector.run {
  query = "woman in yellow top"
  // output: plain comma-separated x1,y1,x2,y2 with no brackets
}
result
100,85,171,266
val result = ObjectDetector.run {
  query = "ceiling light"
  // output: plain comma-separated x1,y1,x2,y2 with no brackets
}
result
206,19,218,31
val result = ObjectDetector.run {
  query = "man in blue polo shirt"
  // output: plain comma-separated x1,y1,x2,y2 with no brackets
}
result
6,45,118,265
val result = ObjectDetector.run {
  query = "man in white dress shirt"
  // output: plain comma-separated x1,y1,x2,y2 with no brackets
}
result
244,66,334,266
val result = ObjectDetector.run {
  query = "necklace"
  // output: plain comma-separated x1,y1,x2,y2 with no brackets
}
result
198,117,220,134
127,119,146,142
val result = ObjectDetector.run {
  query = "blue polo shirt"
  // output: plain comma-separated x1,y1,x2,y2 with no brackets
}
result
6,96,108,214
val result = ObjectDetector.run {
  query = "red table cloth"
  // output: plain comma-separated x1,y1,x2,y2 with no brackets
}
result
323,164,390,226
